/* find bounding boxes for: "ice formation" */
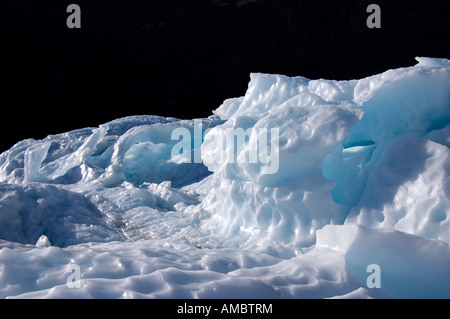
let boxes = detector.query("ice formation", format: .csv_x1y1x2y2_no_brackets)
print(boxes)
0,57,449,298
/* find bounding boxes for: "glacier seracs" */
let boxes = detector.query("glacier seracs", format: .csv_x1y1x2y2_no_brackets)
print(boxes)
0,57,449,298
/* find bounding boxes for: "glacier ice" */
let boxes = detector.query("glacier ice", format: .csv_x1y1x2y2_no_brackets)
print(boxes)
0,57,449,298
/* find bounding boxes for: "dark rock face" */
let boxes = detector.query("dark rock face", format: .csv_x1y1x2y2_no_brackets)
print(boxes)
3,0,450,152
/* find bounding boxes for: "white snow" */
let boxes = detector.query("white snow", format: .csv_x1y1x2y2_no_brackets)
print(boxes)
0,57,449,298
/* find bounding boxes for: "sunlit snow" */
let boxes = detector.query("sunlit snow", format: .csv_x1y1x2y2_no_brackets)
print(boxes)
0,57,449,298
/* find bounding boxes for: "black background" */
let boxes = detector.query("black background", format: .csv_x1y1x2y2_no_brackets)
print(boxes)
3,0,450,153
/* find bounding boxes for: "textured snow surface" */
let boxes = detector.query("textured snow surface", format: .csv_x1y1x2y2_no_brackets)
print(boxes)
0,57,449,298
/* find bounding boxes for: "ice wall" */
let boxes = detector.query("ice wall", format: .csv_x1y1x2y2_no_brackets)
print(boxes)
0,58,449,250
201,57,450,246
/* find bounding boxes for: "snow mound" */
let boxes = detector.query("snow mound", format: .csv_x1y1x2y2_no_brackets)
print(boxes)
0,57,449,298
317,224,450,298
